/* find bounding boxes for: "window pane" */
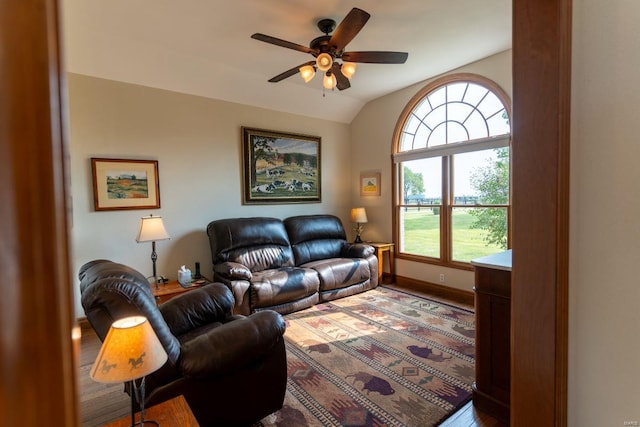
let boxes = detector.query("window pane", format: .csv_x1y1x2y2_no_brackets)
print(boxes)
447,82,468,102
400,158,441,258
464,110,489,140
451,207,508,262
453,148,510,204
424,105,446,137
477,92,504,120
400,132,414,151
400,207,440,258
403,114,421,135
447,122,469,144
402,158,441,203
428,86,446,109
486,109,511,136
462,83,488,107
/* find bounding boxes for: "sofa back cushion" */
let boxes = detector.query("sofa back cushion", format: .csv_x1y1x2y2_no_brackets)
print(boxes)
207,217,294,272
284,215,347,265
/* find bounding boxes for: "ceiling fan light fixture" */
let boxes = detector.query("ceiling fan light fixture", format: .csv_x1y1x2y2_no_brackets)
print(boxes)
299,65,315,83
323,72,337,90
316,53,333,72
341,62,357,79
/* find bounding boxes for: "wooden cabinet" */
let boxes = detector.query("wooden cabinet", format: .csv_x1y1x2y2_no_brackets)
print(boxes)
471,250,511,424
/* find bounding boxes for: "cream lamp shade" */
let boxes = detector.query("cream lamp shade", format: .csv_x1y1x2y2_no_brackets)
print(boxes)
299,65,316,83
341,62,357,79
323,73,337,90
135,215,170,243
90,316,167,384
316,53,333,72
351,207,368,224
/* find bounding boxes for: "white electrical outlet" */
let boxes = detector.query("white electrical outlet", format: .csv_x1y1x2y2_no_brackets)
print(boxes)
439,273,445,282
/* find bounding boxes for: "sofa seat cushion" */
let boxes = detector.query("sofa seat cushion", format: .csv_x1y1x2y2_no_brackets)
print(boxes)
303,258,371,292
250,267,319,309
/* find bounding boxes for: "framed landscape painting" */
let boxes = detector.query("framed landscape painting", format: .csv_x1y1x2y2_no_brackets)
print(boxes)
91,158,160,211
242,127,321,204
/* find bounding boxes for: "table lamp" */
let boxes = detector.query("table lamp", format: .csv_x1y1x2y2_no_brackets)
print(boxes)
136,214,170,289
351,207,368,243
91,316,168,427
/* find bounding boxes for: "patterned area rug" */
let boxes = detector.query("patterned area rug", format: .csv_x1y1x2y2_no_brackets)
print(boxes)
257,287,475,427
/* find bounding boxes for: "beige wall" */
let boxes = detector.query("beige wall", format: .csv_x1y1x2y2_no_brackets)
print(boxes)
68,74,351,317
350,50,512,291
569,0,640,425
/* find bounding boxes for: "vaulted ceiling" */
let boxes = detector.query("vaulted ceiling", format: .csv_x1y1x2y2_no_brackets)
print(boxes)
61,1,511,123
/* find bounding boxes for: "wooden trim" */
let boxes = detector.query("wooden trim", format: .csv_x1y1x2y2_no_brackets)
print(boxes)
393,275,475,307
511,0,571,425
0,0,79,425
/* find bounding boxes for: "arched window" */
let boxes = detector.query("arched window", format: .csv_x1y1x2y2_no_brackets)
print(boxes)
392,73,511,266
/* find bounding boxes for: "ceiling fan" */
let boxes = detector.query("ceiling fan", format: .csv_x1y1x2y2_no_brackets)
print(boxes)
251,7,408,91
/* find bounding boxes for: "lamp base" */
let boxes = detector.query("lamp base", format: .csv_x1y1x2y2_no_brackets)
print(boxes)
354,235,363,243
129,378,161,427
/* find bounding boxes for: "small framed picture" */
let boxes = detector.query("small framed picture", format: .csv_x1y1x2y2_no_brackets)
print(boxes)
360,172,381,196
91,158,161,211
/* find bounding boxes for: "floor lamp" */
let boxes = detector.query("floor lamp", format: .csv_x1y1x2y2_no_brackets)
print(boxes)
90,316,168,427
136,214,170,289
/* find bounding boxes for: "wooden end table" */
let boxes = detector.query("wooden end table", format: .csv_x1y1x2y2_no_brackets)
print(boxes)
102,395,198,427
152,278,210,305
367,242,395,284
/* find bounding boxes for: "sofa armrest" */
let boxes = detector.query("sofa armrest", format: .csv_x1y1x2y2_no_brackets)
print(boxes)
214,261,252,280
160,283,234,336
342,243,375,258
179,310,286,378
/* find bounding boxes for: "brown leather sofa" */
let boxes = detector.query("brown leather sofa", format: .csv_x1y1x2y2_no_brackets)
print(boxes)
79,259,286,427
206,214,378,315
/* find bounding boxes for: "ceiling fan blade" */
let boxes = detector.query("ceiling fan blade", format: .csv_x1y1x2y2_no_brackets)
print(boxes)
341,51,408,64
331,64,351,91
267,61,316,83
329,8,370,52
251,33,317,55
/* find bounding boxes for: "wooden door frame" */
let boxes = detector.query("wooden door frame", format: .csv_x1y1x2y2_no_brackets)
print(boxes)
2,0,570,425
511,0,571,425
1,0,79,425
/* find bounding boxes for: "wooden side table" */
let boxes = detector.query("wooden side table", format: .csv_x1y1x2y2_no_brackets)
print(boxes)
367,242,395,284
152,278,210,305
102,395,198,427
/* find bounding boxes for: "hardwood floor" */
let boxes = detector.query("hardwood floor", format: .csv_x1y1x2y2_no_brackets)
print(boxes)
79,284,505,426
79,322,129,426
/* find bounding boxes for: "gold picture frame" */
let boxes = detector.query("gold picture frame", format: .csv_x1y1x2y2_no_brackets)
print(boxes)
91,158,161,211
242,127,321,204
360,172,381,196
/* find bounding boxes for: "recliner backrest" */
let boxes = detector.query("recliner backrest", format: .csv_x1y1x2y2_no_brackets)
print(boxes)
79,260,182,364
207,217,295,272
284,214,347,265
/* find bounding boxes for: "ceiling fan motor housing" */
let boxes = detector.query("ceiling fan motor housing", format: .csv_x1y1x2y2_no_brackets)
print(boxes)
310,35,335,57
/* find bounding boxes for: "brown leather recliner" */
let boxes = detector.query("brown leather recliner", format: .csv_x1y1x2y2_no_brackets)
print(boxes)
79,259,286,427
